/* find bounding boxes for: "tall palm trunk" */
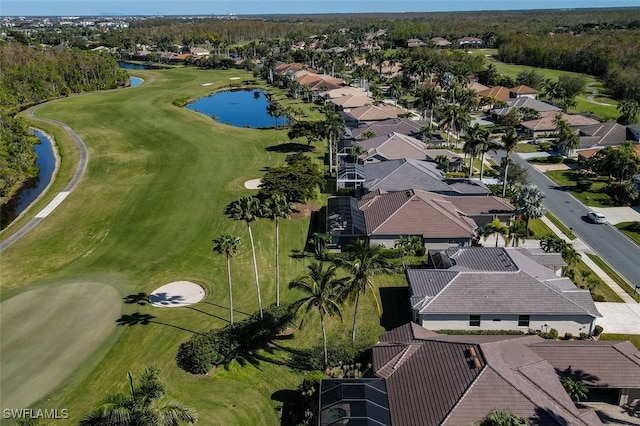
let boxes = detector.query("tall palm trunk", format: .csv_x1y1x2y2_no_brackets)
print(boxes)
328,136,333,175
227,254,234,325
502,162,510,198
321,314,328,369
247,223,263,319
351,291,361,345
480,152,486,181
275,218,280,306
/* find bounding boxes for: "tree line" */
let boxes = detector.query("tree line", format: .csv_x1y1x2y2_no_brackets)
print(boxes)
0,42,130,209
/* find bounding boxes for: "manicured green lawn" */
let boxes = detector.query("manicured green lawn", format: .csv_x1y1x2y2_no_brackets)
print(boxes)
616,221,640,245
545,212,575,240
514,142,540,153
0,68,404,424
600,334,640,350
586,254,640,303
545,170,612,207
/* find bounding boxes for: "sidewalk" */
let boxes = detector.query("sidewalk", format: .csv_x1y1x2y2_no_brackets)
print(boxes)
539,215,636,303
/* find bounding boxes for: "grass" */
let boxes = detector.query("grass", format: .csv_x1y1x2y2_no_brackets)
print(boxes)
514,143,540,153
545,169,612,207
528,218,621,302
599,334,640,350
586,253,640,303
467,49,619,122
615,221,640,245
545,212,575,240
0,67,403,425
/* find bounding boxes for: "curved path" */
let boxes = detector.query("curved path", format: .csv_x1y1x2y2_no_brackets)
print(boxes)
586,81,615,107
0,105,88,252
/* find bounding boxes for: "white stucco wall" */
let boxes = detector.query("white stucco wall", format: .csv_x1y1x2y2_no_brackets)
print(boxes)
418,314,596,336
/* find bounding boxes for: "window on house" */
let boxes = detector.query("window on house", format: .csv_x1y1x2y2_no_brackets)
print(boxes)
469,315,481,327
518,315,530,327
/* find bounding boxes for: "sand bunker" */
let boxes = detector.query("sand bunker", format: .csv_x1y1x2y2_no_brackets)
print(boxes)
201,83,213,86
229,77,241,80
244,178,262,189
149,281,205,307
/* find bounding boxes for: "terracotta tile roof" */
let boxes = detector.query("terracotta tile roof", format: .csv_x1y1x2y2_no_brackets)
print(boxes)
468,81,489,92
329,94,372,109
346,104,404,122
431,37,452,46
510,84,537,95
478,86,511,101
351,118,429,139
447,195,514,215
274,62,305,74
529,340,640,388
322,86,369,99
357,189,478,239
521,111,600,133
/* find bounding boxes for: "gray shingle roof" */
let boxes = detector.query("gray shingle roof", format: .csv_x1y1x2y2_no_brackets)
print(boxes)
351,118,428,140
408,247,600,317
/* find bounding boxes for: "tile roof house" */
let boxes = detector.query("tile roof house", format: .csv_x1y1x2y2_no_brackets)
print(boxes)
510,84,538,99
342,104,405,126
321,86,369,99
477,85,511,102
457,36,484,46
358,158,491,196
327,190,513,249
520,111,601,138
353,132,428,163
425,148,464,171
407,247,600,336
367,323,606,425
490,97,561,121
575,122,635,150
528,340,640,407
431,36,452,47
350,117,430,140
407,38,429,48
328,94,373,111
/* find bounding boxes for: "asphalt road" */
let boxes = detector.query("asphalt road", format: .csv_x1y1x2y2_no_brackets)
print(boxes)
510,153,640,288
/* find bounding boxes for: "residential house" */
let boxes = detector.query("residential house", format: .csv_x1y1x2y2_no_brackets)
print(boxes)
350,117,429,140
362,322,608,425
190,47,210,57
424,149,464,172
349,132,428,163
341,104,405,127
490,97,561,121
431,36,452,47
318,379,391,426
341,158,491,196
407,38,428,48
327,189,513,249
457,36,484,47
529,340,640,407
510,84,538,99
575,122,635,151
320,86,369,99
520,111,600,138
468,81,489,93
477,85,511,103
407,246,600,335
328,94,372,111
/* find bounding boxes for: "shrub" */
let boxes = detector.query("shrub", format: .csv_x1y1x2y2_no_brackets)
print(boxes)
548,155,564,164
563,332,573,340
592,294,605,302
539,142,552,151
625,221,640,233
177,304,296,374
579,332,590,340
576,180,592,191
594,324,604,336
537,328,559,340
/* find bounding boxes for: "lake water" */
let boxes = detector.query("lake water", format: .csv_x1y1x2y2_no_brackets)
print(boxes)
185,89,289,129
119,62,150,70
130,77,143,87
1,130,56,229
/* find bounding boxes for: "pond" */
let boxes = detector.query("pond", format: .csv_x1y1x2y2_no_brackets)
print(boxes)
130,77,143,87
1,130,56,229
185,89,288,129
118,62,150,70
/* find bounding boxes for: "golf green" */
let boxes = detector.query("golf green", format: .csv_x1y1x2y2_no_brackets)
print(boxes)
0,282,122,409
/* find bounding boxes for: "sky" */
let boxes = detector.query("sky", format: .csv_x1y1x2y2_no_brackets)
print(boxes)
2,0,640,17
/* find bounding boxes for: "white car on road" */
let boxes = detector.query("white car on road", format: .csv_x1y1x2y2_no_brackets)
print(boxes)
587,211,607,224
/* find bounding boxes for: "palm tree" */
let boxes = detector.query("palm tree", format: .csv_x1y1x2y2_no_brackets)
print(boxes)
336,240,393,345
501,127,520,198
323,112,344,175
288,262,348,368
415,85,440,126
389,80,404,107
262,193,293,306
79,367,197,426
561,377,589,402
506,220,528,247
477,410,529,426
554,114,579,156
476,128,500,181
487,218,509,247
212,233,241,325
512,184,546,235
229,196,264,319
463,124,483,177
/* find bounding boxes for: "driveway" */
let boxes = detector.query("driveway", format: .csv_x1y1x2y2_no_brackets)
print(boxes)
590,207,640,225
595,303,640,334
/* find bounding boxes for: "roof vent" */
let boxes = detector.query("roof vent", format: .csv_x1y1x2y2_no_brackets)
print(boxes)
468,346,482,369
